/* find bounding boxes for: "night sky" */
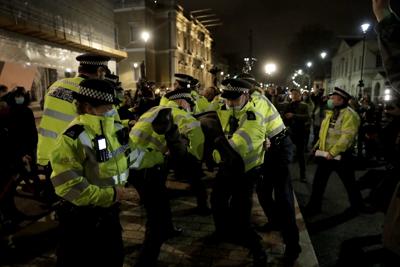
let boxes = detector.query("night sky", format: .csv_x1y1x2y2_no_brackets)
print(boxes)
179,0,375,81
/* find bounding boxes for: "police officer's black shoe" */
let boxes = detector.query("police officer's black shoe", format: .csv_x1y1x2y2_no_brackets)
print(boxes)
192,206,212,216
252,248,268,267
166,226,183,239
283,244,301,267
303,204,321,217
256,222,280,233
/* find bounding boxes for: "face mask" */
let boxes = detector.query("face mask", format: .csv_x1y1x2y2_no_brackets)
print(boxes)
327,99,335,109
15,97,24,105
226,95,245,111
226,104,242,112
102,108,116,117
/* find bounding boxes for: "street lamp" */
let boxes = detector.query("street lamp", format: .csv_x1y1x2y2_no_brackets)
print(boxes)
264,63,277,85
140,31,150,43
305,62,313,89
320,51,327,59
358,23,371,98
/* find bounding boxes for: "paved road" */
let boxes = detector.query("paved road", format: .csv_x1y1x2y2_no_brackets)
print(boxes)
1,169,318,267
291,159,386,267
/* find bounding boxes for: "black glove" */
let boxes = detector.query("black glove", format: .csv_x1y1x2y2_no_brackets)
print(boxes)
214,136,245,175
151,108,173,135
165,124,188,159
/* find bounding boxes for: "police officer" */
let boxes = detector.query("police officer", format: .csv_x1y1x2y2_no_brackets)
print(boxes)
169,73,210,114
129,86,207,266
236,73,301,266
211,78,267,267
306,87,364,215
155,76,210,211
50,79,137,267
37,53,110,169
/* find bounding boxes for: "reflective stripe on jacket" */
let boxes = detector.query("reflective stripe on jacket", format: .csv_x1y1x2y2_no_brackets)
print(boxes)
130,101,204,165
318,107,360,157
217,101,267,172
50,114,131,207
250,91,286,138
37,76,84,165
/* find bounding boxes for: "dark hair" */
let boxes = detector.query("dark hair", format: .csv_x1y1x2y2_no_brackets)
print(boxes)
74,100,87,115
0,84,7,93
78,65,101,75
13,86,26,96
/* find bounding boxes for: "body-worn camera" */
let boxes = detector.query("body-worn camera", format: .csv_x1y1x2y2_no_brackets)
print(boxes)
94,135,109,162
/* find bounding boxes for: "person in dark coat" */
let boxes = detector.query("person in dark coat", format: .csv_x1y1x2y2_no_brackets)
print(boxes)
7,86,38,170
282,88,311,181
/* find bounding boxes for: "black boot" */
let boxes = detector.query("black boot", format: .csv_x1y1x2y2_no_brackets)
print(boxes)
252,248,268,267
283,244,301,267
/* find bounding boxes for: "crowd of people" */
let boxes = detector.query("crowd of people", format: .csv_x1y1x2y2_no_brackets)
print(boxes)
0,0,399,267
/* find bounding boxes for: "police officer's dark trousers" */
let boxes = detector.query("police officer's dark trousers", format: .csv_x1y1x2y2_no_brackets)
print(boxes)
130,166,174,267
211,167,265,257
256,136,300,250
56,202,123,267
172,155,208,210
308,153,364,211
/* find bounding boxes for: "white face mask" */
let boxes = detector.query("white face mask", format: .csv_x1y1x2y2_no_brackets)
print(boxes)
226,104,242,111
102,108,117,117
15,96,25,105
226,94,246,111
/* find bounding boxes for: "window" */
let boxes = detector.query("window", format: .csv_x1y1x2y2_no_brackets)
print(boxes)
374,83,381,97
376,55,383,67
129,23,139,42
353,58,357,72
198,31,205,42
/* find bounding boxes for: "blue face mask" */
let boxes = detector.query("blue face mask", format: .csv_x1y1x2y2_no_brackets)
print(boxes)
327,99,335,109
102,108,116,117
15,97,24,105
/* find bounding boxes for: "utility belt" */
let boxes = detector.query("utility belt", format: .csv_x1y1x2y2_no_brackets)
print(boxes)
56,200,120,223
270,128,289,146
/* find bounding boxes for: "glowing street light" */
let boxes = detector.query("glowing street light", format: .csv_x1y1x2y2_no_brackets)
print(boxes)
264,63,277,75
141,31,150,43
306,61,313,68
361,23,371,34
358,23,371,98
320,51,327,59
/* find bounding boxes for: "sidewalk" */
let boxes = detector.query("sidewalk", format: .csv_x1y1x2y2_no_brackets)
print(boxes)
2,171,319,267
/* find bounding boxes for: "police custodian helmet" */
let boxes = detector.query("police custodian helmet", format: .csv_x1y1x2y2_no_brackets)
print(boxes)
74,79,117,106
220,78,252,99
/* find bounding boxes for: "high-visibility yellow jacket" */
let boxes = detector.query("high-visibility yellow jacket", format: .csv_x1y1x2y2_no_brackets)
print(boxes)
250,91,286,139
37,76,85,165
50,114,161,207
317,107,360,157
191,91,211,115
215,101,267,172
130,100,205,167
159,91,211,115
208,95,225,112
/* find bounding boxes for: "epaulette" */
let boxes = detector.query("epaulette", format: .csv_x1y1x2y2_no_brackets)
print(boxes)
246,111,256,120
63,124,85,139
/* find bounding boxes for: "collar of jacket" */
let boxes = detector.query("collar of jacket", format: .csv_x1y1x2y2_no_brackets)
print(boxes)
161,98,193,113
78,113,115,135
334,103,348,111
225,100,252,118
